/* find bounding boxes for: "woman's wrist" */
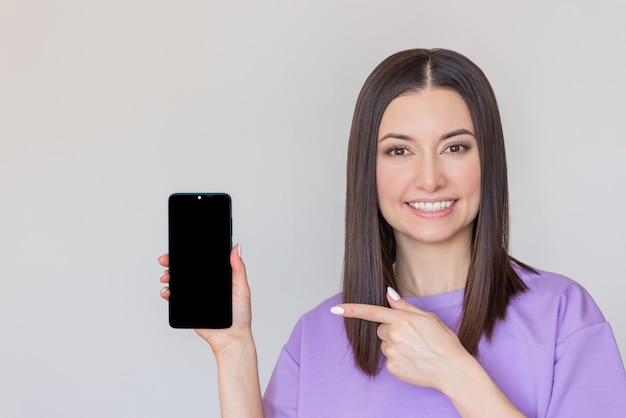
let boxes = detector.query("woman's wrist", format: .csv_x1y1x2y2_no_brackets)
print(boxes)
211,328,256,362
214,330,264,418
441,354,525,418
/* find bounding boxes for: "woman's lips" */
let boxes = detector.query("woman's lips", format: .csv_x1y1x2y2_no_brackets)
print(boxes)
407,200,455,213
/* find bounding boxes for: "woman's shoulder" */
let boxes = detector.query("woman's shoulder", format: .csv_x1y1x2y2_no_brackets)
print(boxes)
511,262,607,330
298,293,343,325
514,262,587,293
284,293,344,336
282,293,347,356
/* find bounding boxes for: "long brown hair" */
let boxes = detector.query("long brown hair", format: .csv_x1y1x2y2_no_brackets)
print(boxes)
342,48,531,376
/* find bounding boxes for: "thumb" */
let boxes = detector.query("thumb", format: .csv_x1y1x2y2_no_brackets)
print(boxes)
386,287,422,313
231,243,248,286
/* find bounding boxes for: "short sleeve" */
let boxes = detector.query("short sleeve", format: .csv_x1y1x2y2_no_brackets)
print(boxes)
263,320,303,418
546,320,626,416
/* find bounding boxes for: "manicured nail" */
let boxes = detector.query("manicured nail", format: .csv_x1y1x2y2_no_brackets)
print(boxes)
160,287,169,296
387,287,401,301
330,306,344,315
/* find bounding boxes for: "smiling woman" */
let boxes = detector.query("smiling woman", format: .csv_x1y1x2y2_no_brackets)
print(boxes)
376,89,481,262
159,48,626,418
340,49,529,380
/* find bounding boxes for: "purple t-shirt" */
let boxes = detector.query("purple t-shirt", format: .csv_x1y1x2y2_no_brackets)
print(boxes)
263,268,626,417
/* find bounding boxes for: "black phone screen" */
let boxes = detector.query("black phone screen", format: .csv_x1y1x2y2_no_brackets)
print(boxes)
168,193,232,329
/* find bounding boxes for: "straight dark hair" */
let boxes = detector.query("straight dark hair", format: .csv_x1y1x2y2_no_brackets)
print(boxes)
342,48,532,377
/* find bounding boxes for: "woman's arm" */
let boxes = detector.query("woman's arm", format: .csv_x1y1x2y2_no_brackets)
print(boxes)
159,245,265,418
441,353,525,418
214,333,264,418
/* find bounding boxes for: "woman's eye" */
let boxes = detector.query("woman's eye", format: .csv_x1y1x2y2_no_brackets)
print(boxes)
445,144,466,153
387,146,409,156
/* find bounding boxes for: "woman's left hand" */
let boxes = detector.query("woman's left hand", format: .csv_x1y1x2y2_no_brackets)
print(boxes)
333,288,526,417
333,287,471,392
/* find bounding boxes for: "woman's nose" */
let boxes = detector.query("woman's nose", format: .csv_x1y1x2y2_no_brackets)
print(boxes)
415,156,444,193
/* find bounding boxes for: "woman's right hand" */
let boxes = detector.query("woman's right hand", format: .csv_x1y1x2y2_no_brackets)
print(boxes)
158,244,253,355
161,245,265,417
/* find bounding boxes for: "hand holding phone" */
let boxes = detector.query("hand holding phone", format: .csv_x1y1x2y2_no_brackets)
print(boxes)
159,241,263,416
168,193,232,329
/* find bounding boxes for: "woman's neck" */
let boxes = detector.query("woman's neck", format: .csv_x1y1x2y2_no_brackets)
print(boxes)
394,233,471,297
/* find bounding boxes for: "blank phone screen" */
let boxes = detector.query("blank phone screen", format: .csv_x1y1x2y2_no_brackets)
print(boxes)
168,193,232,329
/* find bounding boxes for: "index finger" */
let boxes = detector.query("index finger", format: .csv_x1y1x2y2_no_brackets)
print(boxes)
331,303,399,324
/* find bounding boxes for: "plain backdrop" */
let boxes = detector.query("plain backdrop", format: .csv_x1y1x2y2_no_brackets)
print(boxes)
1,0,624,417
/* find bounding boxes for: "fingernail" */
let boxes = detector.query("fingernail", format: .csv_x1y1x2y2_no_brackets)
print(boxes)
160,287,169,295
330,306,344,315
237,243,242,258
387,287,401,301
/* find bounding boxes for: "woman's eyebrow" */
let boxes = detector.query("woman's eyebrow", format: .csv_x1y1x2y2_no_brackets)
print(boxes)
441,128,475,140
378,133,412,142
378,129,474,142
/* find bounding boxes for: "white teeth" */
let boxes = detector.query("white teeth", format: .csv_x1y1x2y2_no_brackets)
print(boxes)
408,200,454,212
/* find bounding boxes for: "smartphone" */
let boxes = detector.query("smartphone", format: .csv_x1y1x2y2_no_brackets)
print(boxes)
168,193,232,329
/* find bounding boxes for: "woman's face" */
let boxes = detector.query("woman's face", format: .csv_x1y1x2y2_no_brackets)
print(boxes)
376,87,481,248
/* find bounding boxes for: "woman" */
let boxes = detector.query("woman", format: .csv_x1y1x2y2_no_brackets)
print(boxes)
159,48,626,417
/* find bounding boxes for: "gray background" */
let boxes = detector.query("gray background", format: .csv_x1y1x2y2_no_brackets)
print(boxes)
1,0,624,417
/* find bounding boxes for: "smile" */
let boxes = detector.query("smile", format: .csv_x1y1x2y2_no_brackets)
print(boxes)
407,200,455,212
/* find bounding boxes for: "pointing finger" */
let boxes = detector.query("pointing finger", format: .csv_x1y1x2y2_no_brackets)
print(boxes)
330,287,429,324
330,303,399,324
